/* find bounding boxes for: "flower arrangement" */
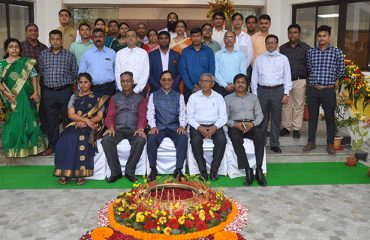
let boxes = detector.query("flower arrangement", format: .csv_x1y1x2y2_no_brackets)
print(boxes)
207,0,236,22
347,114,370,151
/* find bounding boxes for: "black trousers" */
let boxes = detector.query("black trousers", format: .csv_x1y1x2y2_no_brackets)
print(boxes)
42,87,72,148
228,126,265,169
101,129,146,176
189,126,226,173
92,81,116,97
307,86,336,145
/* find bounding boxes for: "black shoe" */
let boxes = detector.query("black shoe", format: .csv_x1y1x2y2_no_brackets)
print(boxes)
243,168,254,186
255,168,267,186
105,173,123,183
173,168,185,180
124,173,138,182
280,128,290,136
148,168,158,182
292,130,301,139
271,146,282,153
210,172,219,181
200,171,208,181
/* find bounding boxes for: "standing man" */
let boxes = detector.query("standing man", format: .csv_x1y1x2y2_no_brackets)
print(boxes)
160,12,179,38
38,30,78,156
79,28,117,97
214,31,246,96
102,71,147,183
303,25,344,154
187,73,227,181
57,9,77,50
279,24,311,139
251,34,292,153
225,73,266,186
147,71,188,182
107,20,120,43
180,27,215,102
149,31,181,92
136,22,148,44
212,11,228,46
21,23,48,68
115,30,149,94
251,14,271,64
201,23,221,53
70,23,94,66
245,15,258,36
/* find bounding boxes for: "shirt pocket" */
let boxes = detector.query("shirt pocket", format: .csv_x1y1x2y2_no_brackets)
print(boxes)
103,59,113,70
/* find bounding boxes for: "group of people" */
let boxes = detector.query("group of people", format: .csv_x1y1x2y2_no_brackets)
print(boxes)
0,8,344,187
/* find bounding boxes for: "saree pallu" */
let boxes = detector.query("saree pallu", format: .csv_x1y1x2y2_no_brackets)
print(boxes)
54,93,106,178
0,57,45,157
170,38,192,54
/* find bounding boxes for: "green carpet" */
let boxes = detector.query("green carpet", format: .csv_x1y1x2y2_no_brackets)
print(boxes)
0,162,369,189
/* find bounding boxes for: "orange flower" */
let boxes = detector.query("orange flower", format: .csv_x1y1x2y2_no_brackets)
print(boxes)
214,231,238,240
90,227,114,240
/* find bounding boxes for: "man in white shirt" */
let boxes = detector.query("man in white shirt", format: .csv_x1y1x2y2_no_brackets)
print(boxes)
187,73,227,181
115,30,149,94
251,34,292,153
212,11,228,46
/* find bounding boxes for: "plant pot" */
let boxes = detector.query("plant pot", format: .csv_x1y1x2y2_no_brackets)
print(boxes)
341,136,351,146
303,104,309,121
354,151,368,162
346,156,357,167
333,136,343,150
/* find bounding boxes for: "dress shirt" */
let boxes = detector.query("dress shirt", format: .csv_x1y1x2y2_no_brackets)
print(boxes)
180,44,215,90
307,45,345,85
70,39,94,65
251,31,268,64
235,31,253,68
160,49,169,71
251,51,292,95
147,89,186,128
115,46,149,93
224,92,264,127
79,46,116,85
212,28,227,46
38,48,78,88
215,48,247,87
202,40,221,53
159,28,178,39
280,41,311,80
187,90,227,129
20,40,48,72
57,25,77,50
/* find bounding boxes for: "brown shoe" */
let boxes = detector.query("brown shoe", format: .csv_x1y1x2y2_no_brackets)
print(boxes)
41,148,54,156
76,178,86,185
58,177,68,185
303,142,316,152
327,144,336,155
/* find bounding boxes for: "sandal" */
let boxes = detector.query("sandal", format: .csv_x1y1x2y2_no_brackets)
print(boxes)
76,178,86,185
58,177,68,185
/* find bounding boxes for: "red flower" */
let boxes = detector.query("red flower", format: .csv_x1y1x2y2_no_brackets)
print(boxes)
174,210,184,218
166,218,180,229
195,220,207,231
121,211,131,219
143,219,157,230
205,213,213,222
184,220,194,228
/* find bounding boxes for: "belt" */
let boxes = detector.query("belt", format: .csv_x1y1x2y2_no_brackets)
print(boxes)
200,124,214,127
44,84,71,91
235,119,253,123
93,81,115,87
308,84,335,90
258,84,283,89
292,76,306,81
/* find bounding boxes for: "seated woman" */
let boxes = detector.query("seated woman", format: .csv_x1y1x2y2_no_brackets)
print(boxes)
0,38,45,158
169,20,192,54
54,73,108,185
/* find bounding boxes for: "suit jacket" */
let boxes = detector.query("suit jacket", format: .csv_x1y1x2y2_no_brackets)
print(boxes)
149,49,181,92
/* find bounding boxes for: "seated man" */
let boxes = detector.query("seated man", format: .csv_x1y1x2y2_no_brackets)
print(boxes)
147,70,188,182
101,71,147,183
225,74,267,186
187,73,227,181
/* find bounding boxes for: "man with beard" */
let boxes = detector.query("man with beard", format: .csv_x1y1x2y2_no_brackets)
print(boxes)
160,12,179,39
148,31,181,92
136,22,148,44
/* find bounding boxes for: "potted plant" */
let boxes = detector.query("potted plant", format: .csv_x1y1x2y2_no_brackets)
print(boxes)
334,96,352,150
347,114,370,161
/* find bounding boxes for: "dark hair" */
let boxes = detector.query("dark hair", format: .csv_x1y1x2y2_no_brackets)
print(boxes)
288,24,301,33
231,12,243,21
136,22,146,28
59,9,72,18
233,73,248,84
78,22,91,31
160,70,173,79
120,71,133,79
259,14,271,21
92,28,105,35
245,15,258,23
94,18,105,26
224,30,236,38
108,20,119,27
317,25,331,35
119,22,130,30
25,23,38,32
201,23,213,31
147,29,158,38
78,72,93,83
127,29,138,35
190,27,202,35
213,11,225,20
49,29,63,38
167,12,179,21
176,20,187,30
265,34,279,43
158,30,171,39
3,38,21,58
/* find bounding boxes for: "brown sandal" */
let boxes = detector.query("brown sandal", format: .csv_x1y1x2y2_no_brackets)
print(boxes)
76,178,86,185
58,177,68,185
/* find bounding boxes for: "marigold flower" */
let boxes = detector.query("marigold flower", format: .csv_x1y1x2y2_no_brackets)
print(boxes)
159,216,167,225
214,231,238,240
163,227,172,235
90,227,113,240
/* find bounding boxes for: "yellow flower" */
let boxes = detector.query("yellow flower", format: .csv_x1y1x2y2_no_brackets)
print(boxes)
157,226,161,231
129,213,135,219
199,213,205,221
144,211,151,216
163,227,172,235
136,212,145,222
161,210,167,216
133,183,141,188
187,213,194,220
129,204,137,210
178,216,185,225
209,210,215,218
159,216,167,225
118,207,124,212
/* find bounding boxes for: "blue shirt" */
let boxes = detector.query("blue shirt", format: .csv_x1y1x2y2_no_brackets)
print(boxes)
180,44,215,90
79,46,116,85
307,45,344,85
215,48,247,87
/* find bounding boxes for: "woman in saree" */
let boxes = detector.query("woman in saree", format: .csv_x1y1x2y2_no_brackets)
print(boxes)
110,22,129,52
169,20,192,54
0,38,45,157
143,29,159,53
54,73,108,185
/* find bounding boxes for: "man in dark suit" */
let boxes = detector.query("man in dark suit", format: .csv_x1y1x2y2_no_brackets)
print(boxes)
149,31,181,92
